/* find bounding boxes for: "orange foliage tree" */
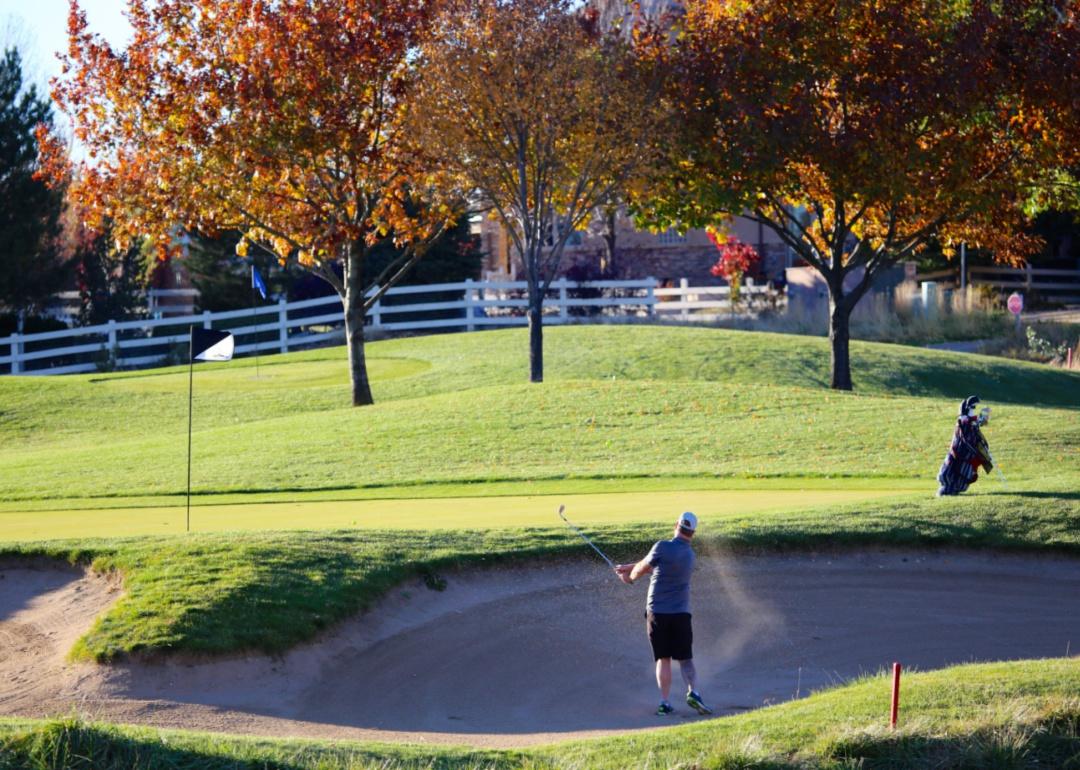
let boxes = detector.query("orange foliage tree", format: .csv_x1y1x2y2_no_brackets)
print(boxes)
636,0,1072,390
41,0,460,406
409,0,663,383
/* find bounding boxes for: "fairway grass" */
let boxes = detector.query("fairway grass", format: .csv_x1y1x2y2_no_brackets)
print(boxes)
0,486,921,541
1,326,1076,506
1,377,1075,502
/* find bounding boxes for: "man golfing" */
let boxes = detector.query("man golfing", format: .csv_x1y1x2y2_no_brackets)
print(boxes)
615,512,713,717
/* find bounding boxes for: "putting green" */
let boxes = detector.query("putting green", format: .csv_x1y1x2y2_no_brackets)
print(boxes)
0,487,919,541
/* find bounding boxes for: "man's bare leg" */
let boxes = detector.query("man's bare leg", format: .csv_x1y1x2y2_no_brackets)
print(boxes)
655,658,672,701
680,659,713,714
678,658,697,693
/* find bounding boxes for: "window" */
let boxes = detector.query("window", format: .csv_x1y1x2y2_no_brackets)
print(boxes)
657,228,687,245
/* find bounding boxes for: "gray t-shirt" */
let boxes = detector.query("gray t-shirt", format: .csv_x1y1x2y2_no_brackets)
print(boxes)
645,537,695,614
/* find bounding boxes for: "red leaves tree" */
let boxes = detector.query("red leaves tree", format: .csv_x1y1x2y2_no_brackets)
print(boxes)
707,232,759,305
637,0,1072,390
42,0,459,405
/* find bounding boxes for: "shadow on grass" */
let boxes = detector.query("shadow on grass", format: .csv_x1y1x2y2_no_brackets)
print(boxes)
986,490,1080,501
855,352,1080,410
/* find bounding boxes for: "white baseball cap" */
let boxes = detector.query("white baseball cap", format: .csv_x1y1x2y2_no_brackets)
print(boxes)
677,512,697,532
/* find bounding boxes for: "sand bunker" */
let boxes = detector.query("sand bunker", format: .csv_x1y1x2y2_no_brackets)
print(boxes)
2,550,1079,747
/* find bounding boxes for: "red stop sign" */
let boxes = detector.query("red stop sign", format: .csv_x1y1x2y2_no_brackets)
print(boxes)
1007,292,1024,315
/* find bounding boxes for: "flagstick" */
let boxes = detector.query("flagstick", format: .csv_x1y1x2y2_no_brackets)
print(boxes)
251,286,260,379
186,325,194,534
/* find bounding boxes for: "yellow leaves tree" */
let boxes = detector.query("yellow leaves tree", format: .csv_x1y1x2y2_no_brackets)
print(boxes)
409,0,663,382
42,0,461,406
637,0,1072,390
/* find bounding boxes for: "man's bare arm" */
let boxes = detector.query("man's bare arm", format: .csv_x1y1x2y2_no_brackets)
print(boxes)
615,557,653,584
630,558,653,582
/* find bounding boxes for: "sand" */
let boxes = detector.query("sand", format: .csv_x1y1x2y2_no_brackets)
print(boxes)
1,549,1078,748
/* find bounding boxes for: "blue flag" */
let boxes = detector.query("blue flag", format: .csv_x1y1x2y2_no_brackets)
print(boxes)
252,265,268,300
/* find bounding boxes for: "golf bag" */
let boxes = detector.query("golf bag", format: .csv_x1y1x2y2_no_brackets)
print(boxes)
937,398,993,496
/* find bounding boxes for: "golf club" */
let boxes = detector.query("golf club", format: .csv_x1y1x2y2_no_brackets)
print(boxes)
988,448,1009,488
557,504,617,569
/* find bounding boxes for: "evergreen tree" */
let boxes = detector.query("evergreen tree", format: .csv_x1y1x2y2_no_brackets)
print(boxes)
73,224,145,326
0,47,66,314
367,214,483,289
185,230,293,312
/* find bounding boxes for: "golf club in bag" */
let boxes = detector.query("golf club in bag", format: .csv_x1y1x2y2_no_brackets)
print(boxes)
557,505,616,569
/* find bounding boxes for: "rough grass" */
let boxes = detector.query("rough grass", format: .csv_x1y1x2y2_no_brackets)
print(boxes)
2,659,1077,768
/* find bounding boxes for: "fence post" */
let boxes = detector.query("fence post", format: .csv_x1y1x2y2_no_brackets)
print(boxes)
371,295,382,330
10,333,22,374
558,277,569,324
202,311,212,330
11,313,24,374
278,298,289,354
646,277,657,319
680,278,689,322
464,278,476,332
1025,263,1033,293
106,320,118,367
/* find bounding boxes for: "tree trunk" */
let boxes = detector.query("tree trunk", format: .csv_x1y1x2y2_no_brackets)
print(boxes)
528,297,543,383
344,248,374,407
828,296,853,391
601,209,617,276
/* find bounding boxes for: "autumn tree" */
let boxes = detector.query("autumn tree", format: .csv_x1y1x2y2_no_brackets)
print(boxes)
410,0,662,383
637,0,1070,390
1012,2,1080,219
42,0,460,405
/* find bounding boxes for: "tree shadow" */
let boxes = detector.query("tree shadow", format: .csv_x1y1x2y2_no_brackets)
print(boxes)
984,490,1080,500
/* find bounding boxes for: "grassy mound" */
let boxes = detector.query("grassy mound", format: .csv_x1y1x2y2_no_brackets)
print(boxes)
2,658,1077,768
0,326,1076,505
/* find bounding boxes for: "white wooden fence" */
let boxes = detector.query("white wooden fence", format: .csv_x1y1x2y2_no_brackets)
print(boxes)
1,277,779,376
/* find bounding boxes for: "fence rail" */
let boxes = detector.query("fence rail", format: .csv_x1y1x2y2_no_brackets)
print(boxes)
916,265,1080,303
2,278,780,376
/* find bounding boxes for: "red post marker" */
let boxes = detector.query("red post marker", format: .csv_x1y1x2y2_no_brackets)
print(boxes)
890,662,902,729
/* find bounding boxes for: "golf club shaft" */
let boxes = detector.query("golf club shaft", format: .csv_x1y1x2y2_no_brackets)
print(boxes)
558,507,616,569
988,448,1008,487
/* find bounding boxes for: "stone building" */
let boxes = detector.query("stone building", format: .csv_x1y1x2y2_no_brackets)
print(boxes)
475,210,790,285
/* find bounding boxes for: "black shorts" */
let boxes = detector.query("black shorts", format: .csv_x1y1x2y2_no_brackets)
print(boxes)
646,611,693,661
